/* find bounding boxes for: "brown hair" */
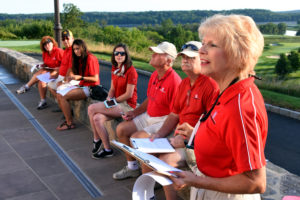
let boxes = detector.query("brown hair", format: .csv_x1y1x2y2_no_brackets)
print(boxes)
111,43,132,69
72,39,89,75
40,36,58,52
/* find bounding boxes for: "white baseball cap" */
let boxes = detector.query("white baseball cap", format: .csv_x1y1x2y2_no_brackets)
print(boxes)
149,41,177,59
178,41,202,58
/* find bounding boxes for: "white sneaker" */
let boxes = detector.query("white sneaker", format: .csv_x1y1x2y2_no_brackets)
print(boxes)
16,85,29,94
112,166,141,180
37,101,48,110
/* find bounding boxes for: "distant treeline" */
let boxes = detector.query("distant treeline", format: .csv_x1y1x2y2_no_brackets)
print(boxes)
1,9,300,26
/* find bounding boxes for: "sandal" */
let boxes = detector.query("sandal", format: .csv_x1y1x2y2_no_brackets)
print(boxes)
56,121,76,131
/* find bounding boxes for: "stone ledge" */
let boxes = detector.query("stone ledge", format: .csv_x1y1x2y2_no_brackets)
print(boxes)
265,103,300,121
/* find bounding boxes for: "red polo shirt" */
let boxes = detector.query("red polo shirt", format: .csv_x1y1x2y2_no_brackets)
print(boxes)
111,65,138,108
42,46,63,69
59,47,72,76
172,75,219,127
147,68,182,117
194,77,268,178
77,54,100,87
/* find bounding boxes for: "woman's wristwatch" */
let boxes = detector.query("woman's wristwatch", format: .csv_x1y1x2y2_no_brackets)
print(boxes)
80,76,84,80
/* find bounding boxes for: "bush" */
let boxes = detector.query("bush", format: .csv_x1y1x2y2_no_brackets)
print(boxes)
275,53,291,78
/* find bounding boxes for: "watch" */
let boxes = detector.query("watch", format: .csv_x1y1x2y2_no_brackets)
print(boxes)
80,76,84,80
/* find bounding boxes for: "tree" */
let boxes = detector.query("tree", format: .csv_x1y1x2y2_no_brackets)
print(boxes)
275,53,291,78
288,51,300,72
277,23,287,35
62,3,84,29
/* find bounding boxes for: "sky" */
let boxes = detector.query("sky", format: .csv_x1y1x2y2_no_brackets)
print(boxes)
0,0,299,14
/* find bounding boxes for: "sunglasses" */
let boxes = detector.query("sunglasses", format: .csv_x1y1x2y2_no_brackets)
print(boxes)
62,37,70,41
43,39,52,46
181,44,199,51
114,51,126,56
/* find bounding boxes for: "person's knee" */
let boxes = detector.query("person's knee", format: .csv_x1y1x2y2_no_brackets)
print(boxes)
88,104,95,116
93,113,106,125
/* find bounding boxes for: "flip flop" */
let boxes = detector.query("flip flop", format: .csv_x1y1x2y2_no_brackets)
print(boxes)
56,121,76,131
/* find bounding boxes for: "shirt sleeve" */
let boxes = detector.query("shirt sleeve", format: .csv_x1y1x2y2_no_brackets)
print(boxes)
126,66,138,85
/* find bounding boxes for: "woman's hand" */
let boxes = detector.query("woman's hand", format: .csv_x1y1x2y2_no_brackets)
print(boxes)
175,122,194,139
169,135,185,148
169,171,198,190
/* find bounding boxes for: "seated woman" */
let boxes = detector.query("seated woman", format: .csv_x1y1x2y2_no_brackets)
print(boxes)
88,43,138,158
16,36,63,109
56,39,100,131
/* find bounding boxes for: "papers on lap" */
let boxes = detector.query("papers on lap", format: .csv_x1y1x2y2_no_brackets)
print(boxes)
111,140,181,177
130,138,175,153
37,72,56,83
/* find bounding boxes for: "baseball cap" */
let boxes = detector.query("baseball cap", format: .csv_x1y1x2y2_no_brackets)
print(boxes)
149,41,177,59
61,30,73,38
178,41,202,58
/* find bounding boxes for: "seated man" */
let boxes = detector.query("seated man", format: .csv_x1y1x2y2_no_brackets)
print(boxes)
133,41,219,200
113,41,182,180
48,29,74,112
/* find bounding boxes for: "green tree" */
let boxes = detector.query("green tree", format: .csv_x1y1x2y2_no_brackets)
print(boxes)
62,3,84,29
288,51,300,72
277,23,287,35
275,53,291,78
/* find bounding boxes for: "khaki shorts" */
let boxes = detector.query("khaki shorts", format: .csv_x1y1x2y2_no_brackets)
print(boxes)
133,112,168,135
118,101,134,113
190,166,261,200
48,75,65,90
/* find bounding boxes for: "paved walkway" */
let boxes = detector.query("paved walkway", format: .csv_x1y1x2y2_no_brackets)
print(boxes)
0,65,167,200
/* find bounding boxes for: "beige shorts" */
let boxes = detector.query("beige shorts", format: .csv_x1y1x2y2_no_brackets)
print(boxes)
118,101,134,113
190,166,261,200
48,75,65,90
133,112,168,135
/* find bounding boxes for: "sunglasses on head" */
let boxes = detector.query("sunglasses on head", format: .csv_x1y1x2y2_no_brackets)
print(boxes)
181,44,199,51
43,39,52,46
114,51,126,56
62,37,70,41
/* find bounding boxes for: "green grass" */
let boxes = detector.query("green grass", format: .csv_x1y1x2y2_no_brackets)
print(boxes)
260,89,300,111
1,39,300,111
0,40,39,47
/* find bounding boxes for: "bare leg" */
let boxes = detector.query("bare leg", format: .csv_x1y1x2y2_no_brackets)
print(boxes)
57,88,86,125
27,69,48,87
38,81,47,100
116,120,138,161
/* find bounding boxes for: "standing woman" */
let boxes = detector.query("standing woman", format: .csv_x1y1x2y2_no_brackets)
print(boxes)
88,43,138,158
171,14,268,200
56,39,100,131
16,36,63,109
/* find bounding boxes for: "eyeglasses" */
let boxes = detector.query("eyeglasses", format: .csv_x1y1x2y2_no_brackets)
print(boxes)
114,51,126,56
181,44,199,51
62,37,70,41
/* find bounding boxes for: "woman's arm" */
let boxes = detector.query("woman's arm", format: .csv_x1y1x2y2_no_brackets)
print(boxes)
115,83,135,103
171,167,266,194
107,80,115,99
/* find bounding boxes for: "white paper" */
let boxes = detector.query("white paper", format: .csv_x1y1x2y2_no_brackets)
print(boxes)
111,140,181,177
36,72,56,83
130,138,175,153
69,80,80,86
57,84,78,96
132,171,172,200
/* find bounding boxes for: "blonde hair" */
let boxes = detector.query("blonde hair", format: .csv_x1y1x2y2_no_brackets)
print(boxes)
198,14,264,76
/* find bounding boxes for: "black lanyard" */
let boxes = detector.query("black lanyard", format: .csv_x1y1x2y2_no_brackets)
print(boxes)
185,77,239,149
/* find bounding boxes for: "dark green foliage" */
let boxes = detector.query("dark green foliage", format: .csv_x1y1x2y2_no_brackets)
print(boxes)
275,53,291,78
259,22,287,35
296,29,300,36
288,51,300,72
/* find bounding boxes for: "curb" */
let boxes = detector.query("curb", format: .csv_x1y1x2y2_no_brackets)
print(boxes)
265,103,300,121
